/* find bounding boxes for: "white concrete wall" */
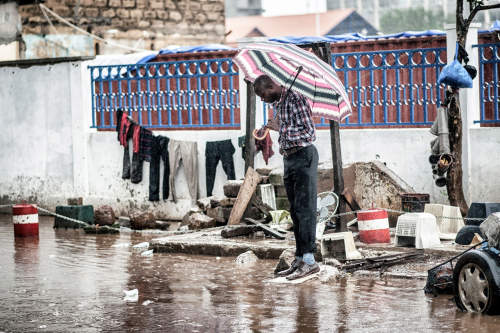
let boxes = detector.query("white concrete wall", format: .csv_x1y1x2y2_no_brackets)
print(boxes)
1,57,500,220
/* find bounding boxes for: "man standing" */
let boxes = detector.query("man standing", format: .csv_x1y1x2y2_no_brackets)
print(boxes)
253,74,319,280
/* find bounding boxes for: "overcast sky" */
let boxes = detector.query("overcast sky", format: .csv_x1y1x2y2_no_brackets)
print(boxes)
261,0,327,17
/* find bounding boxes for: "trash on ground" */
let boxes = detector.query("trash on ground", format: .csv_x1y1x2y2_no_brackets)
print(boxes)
123,289,138,302
142,300,153,306
141,249,154,257
132,242,149,251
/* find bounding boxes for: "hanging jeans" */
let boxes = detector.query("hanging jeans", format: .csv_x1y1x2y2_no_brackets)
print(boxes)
168,139,198,202
205,139,236,197
283,145,318,257
149,136,170,201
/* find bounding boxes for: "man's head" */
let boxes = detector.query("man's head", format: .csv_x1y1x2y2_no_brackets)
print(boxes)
253,75,281,103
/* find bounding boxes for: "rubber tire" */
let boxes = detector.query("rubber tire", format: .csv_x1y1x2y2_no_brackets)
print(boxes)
453,251,500,315
455,225,484,245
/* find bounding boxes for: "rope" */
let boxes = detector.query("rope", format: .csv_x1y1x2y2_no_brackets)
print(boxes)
39,4,150,53
36,206,90,227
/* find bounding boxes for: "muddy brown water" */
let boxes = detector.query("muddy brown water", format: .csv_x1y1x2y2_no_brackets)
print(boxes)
1,215,500,332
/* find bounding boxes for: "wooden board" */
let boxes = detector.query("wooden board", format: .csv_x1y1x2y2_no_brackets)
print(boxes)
244,218,286,240
268,266,323,284
228,167,261,225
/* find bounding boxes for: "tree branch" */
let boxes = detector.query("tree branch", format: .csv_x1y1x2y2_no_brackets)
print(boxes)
465,4,500,27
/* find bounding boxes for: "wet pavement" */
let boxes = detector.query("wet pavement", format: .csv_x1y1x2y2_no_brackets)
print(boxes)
1,214,500,333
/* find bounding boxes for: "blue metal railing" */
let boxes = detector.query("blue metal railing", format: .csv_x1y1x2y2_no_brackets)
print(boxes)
89,58,240,129
263,47,447,127
473,43,500,124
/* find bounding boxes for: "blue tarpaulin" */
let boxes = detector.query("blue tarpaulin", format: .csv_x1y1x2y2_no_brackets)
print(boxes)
136,44,236,64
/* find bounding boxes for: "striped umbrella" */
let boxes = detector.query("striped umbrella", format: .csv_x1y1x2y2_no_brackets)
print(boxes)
233,42,352,122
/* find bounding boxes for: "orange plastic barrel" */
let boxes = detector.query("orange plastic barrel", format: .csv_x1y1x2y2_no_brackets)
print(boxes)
357,209,390,244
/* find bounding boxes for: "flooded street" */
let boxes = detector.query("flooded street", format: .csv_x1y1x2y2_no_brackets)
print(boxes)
1,214,500,332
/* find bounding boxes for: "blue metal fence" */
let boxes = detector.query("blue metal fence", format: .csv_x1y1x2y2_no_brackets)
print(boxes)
473,42,500,124
263,47,447,127
89,58,240,129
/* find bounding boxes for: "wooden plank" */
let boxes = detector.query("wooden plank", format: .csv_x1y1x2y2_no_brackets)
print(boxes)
341,188,361,212
228,167,261,225
244,218,286,240
221,225,259,238
244,80,256,172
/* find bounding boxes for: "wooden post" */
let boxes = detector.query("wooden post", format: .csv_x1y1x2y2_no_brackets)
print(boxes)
305,42,347,232
244,81,256,172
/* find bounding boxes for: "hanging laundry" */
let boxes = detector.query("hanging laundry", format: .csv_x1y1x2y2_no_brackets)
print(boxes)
238,135,246,160
253,127,274,164
139,127,154,162
149,136,170,201
168,139,198,202
205,139,236,197
121,123,144,183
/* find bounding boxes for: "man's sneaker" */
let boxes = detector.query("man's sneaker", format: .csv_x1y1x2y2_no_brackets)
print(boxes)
286,262,320,280
275,259,303,277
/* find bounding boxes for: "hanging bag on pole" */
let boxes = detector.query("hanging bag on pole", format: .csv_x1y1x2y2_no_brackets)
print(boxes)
437,42,473,88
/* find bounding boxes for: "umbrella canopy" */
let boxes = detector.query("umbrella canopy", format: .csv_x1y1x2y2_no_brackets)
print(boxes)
233,42,352,122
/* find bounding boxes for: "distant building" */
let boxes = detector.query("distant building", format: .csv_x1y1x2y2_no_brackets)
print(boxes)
225,9,377,45
0,0,226,60
326,0,500,30
225,0,263,18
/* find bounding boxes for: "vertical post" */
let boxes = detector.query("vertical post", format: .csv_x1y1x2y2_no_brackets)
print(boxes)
307,42,346,232
244,80,256,172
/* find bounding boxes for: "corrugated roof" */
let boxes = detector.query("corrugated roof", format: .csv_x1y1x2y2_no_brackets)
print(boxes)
225,9,355,44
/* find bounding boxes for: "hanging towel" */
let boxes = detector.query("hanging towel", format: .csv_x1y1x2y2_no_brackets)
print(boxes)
253,128,274,165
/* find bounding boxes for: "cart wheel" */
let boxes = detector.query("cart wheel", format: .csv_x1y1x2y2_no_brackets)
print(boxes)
453,251,500,314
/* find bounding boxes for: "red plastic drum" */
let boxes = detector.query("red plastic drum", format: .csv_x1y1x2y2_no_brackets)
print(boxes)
357,209,390,244
12,204,39,237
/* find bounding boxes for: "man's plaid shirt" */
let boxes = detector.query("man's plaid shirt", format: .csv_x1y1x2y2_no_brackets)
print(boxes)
274,88,316,155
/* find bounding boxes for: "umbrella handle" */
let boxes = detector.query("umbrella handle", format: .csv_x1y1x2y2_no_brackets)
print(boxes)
283,66,303,101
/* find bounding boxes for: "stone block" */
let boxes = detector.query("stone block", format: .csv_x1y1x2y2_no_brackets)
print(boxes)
94,205,116,226
80,0,94,6
67,197,83,205
85,7,100,18
202,4,214,11
275,197,290,211
138,20,151,28
189,2,201,11
116,8,130,18
223,180,243,198
235,251,258,265
95,0,107,7
206,12,219,21
194,12,206,24
109,0,122,7
480,213,500,248
84,225,119,234
130,9,142,19
220,197,237,207
165,0,177,9
102,9,116,18
150,0,164,9
54,205,94,229
187,213,216,230
130,211,156,229
144,10,156,19
197,197,212,211
169,11,182,22
157,10,169,19
123,0,136,8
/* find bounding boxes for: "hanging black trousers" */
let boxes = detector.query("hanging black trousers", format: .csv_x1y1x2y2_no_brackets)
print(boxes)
149,136,170,201
205,139,236,197
283,145,318,256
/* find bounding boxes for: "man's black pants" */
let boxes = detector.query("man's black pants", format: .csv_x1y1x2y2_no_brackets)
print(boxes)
283,145,318,257
205,139,236,196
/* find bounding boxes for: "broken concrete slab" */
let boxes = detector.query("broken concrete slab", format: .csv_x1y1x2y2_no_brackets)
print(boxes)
197,197,212,211
150,228,288,259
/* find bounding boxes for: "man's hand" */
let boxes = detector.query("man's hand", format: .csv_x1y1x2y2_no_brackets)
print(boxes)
265,116,280,131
